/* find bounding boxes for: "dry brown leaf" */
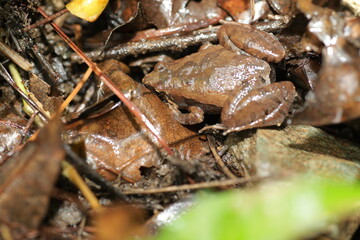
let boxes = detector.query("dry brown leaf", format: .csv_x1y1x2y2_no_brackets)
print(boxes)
0,117,64,238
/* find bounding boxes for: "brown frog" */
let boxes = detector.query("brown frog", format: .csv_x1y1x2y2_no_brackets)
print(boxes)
143,22,296,134
72,60,207,182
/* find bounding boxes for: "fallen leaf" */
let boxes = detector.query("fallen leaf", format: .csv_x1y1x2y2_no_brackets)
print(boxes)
218,0,250,21
29,73,63,115
141,0,224,29
0,117,64,238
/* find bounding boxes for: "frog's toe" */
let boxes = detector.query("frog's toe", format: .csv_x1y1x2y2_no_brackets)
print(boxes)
199,124,226,133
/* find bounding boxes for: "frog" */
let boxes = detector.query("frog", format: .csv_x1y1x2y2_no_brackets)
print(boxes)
143,21,297,134
73,60,208,182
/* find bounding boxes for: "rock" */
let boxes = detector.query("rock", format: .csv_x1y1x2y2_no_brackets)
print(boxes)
227,125,360,181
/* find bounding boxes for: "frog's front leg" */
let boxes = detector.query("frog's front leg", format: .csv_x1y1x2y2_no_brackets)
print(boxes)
221,81,296,134
167,100,204,125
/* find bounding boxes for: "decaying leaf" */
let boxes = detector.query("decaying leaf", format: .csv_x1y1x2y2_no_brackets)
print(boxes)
141,0,224,29
28,73,63,115
0,117,64,238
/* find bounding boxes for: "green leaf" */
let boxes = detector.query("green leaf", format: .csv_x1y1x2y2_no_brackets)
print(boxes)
154,176,360,240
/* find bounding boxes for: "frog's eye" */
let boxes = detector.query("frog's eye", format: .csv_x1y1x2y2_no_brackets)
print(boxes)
155,63,167,72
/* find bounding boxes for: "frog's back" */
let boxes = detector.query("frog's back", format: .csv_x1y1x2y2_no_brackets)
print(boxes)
143,45,271,109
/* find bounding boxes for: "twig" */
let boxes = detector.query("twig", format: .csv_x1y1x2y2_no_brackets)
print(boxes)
23,111,38,136
207,135,237,179
23,8,69,32
0,63,48,122
0,41,33,71
9,26,61,90
122,176,264,195
37,7,174,155
61,161,102,211
71,19,287,63
64,145,127,201
31,44,61,89
71,28,219,62
129,17,223,42
8,64,51,127
57,67,92,114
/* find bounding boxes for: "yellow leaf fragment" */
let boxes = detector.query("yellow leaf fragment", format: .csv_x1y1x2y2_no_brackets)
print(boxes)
66,0,109,22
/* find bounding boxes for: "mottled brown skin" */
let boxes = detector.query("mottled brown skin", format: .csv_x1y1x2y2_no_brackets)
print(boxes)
144,44,271,113
222,81,296,133
144,22,295,132
218,22,286,63
74,60,207,182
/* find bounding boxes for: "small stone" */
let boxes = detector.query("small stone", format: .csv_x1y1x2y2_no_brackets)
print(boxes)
228,125,360,181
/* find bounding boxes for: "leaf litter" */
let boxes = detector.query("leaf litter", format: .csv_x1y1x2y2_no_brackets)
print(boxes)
0,0,359,239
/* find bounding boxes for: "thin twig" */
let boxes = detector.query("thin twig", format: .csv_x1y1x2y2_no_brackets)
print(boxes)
71,28,219,62
0,63,48,122
37,7,174,155
31,44,61,89
57,67,92,114
122,176,264,195
64,145,127,200
0,41,33,71
129,17,223,42
207,135,237,179
23,111,38,136
8,64,51,124
61,161,102,211
23,8,69,32
71,18,288,63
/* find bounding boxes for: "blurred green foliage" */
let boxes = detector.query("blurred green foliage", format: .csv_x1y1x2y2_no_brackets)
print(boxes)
154,176,360,240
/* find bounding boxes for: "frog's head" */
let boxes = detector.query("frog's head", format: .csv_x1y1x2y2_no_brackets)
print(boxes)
143,62,170,91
